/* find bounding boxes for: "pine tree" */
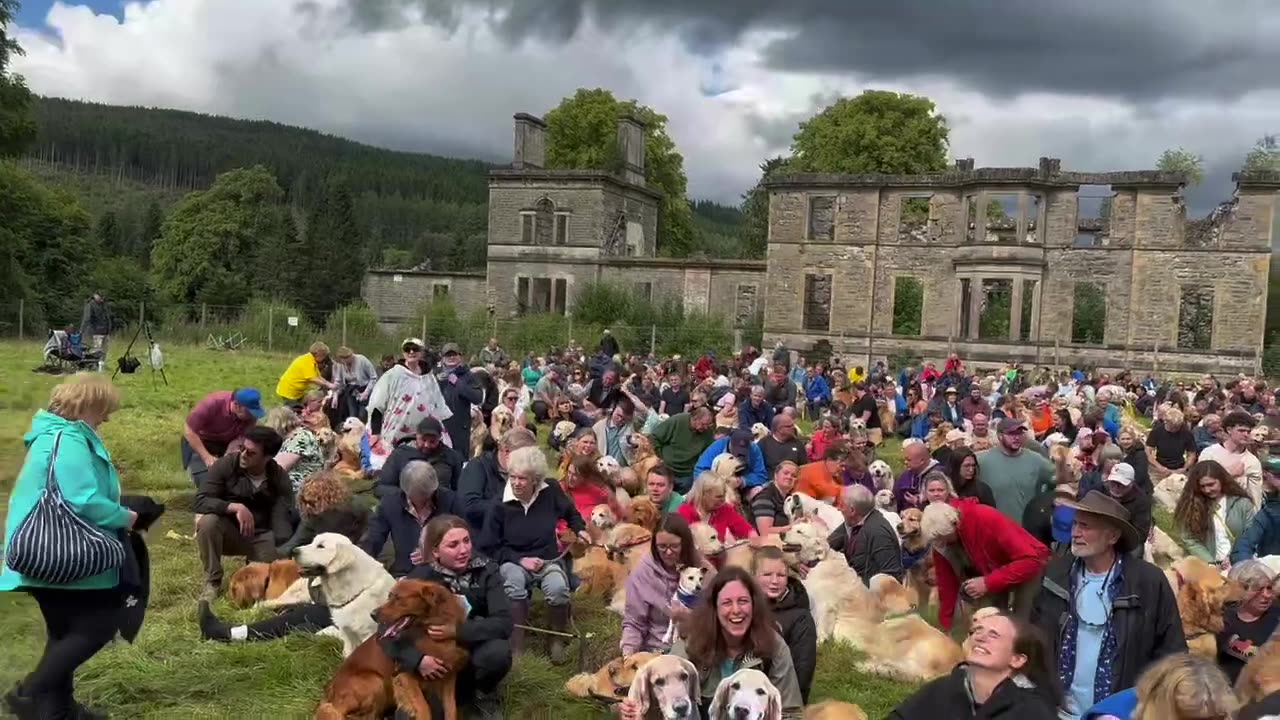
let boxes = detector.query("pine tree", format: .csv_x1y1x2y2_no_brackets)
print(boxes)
138,201,164,265
95,210,123,254
295,175,364,320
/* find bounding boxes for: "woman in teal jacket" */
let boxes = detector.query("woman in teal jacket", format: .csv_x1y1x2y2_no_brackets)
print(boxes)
2,374,138,720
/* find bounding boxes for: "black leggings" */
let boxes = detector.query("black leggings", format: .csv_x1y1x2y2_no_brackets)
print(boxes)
25,588,121,702
244,603,333,639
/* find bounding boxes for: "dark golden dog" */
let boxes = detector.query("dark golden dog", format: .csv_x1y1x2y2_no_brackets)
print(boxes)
314,579,469,720
228,559,303,608
564,652,660,699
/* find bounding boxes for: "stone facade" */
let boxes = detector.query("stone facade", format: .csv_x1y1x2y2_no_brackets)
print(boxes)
361,112,1278,375
764,160,1280,374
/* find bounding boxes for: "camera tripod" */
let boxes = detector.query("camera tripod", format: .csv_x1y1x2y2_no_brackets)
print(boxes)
112,320,169,386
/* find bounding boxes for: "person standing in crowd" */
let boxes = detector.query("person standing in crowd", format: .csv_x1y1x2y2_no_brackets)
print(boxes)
645,464,684,514
849,382,884,445
977,418,1055,523
620,514,707,656
331,346,378,422
2,374,159,720
1173,460,1254,568
757,414,807,477
1202,410,1265,507
362,461,461,577
438,343,483,456
922,497,1049,633
829,484,904,584
1146,406,1198,484
959,384,992,422
375,416,464,496
193,426,291,601
367,338,452,468
889,609,1060,720
1231,456,1280,564
948,447,996,507
275,341,336,409
181,388,265,487
753,546,817,703
477,337,508,369
79,292,111,370
651,407,716,494
1102,463,1152,558
1032,491,1186,719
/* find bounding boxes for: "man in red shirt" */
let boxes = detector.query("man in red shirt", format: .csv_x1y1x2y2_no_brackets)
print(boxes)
183,388,265,486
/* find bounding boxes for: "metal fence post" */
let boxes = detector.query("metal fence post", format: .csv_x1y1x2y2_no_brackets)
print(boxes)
268,306,274,352
342,308,348,347
17,298,24,340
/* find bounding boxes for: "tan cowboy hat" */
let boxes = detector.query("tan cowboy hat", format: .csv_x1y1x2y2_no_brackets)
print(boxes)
1057,490,1142,552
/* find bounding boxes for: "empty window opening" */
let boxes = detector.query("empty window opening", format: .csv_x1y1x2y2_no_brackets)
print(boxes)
1071,283,1107,344
960,278,974,336
965,195,979,243
1026,195,1042,244
1020,280,1037,341
633,282,653,303
983,194,1019,244
898,196,932,243
432,283,449,300
803,273,833,332
554,212,570,245
520,212,535,244
978,279,1012,339
1075,185,1113,247
534,198,555,245
891,277,924,336
1177,285,1214,350
808,196,835,242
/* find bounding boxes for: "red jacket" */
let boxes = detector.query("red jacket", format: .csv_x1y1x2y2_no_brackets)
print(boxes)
933,497,1049,630
694,356,716,382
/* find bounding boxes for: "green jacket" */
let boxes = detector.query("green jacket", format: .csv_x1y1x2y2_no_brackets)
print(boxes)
1182,495,1254,562
650,413,714,477
1,410,132,591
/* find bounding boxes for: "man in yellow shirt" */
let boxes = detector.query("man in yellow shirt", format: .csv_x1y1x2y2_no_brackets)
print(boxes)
276,341,335,408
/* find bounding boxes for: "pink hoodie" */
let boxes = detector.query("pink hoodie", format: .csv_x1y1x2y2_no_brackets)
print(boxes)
620,551,681,655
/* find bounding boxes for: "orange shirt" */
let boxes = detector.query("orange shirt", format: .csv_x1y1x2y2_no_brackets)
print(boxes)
796,461,841,503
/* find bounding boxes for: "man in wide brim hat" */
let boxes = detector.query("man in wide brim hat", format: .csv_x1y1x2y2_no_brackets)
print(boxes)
1056,489,1143,554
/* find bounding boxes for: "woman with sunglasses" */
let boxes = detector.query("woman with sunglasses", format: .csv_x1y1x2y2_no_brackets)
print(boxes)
367,338,453,471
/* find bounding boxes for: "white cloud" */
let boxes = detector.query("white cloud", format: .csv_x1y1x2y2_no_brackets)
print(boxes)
13,0,1280,210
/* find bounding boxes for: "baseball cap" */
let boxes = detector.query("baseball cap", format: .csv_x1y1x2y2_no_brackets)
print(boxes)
416,417,444,437
944,386,958,395
996,417,1025,435
441,342,461,356
1263,455,1280,475
1106,463,1135,487
402,337,424,351
728,429,753,459
232,388,266,418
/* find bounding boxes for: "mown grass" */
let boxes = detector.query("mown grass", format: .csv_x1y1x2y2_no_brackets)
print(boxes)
0,341,917,719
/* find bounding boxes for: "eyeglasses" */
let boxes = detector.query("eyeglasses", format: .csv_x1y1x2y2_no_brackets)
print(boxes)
656,543,682,554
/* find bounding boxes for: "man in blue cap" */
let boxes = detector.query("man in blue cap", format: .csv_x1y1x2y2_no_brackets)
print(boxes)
692,427,769,496
183,388,266,487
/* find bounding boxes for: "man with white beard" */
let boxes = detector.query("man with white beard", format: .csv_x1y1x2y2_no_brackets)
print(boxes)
1030,492,1185,719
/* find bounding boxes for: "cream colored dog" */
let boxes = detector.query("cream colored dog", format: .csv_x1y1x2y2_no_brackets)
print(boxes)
263,533,394,657
709,669,781,720
783,491,843,534
626,655,700,720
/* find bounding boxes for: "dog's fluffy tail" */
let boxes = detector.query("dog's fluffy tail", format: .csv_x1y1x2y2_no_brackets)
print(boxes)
564,673,595,698
313,703,343,720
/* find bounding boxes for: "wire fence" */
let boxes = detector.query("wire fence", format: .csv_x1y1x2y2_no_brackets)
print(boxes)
0,300,755,360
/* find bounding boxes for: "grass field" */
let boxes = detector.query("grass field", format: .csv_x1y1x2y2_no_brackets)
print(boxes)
0,341,919,719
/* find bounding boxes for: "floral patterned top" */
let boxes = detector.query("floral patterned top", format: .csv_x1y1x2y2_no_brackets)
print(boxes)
282,427,325,493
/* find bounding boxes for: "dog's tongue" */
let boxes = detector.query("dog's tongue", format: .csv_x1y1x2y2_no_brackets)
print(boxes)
380,617,411,639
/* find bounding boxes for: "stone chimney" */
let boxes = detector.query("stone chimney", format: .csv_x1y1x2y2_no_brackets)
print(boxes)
954,158,975,171
1038,157,1061,175
513,113,546,169
617,115,647,186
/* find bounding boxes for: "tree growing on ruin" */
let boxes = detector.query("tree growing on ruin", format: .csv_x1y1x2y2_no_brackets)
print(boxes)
1244,135,1280,173
788,90,950,175
739,156,788,258
544,88,695,257
1156,147,1205,184
0,0,36,157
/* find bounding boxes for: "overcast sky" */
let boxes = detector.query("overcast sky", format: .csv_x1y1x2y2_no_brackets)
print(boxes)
11,0,1280,213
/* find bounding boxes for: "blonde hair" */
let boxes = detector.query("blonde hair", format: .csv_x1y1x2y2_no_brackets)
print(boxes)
1237,636,1280,701
1163,407,1185,429
264,406,301,438
303,389,326,405
1133,653,1238,720
335,346,354,360
687,472,727,516
309,341,330,356
47,373,121,422
920,501,961,544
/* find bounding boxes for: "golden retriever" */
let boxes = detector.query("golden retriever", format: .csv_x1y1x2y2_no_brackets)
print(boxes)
629,496,661,533
709,668,781,720
626,655,700,720
564,652,660,700
314,579,468,720
1236,635,1280,702
228,559,302,608
588,503,619,542
1166,556,1243,658
896,508,937,611
805,701,868,720
629,434,660,481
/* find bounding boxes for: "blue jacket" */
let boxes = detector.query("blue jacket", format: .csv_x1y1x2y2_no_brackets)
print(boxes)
693,436,769,489
1102,404,1122,439
360,486,462,577
1,411,133,592
1232,494,1280,564
805,376,831,404
1084,687,1136,719
738,399,775,431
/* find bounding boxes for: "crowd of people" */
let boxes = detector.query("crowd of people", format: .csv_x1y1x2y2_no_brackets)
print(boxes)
11,331,1280,719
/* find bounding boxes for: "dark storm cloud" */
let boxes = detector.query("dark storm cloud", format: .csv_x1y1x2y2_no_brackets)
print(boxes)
340,0,1280,101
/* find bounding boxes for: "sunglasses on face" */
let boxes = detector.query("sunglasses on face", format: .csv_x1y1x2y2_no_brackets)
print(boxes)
404,346,422,353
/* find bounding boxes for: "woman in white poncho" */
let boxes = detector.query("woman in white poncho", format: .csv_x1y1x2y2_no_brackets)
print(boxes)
365,338,452,471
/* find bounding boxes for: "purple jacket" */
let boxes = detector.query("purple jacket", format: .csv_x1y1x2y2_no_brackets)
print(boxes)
893,459,939,512
620,551,680,655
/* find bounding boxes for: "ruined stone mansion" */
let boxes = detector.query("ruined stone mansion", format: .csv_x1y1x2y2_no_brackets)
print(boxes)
362,113,1280,374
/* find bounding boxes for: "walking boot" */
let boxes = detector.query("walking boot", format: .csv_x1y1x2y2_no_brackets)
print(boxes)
509,600,529,654
547,603,571,665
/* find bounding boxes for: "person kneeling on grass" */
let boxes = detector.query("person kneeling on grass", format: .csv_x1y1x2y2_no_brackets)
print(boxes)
381,515,512,720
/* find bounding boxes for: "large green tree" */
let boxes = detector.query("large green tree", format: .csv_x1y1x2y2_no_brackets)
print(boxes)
151,165,295,309
0,0,36,157
789,90,950,174
291,175,365,319
544,88,695,257
1156,147,1205,184
1244,135,1280,173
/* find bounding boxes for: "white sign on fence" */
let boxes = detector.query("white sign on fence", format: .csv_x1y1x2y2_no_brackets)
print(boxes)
287,316,299,327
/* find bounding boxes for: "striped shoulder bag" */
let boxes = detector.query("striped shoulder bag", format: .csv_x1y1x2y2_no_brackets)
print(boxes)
4,432,126,584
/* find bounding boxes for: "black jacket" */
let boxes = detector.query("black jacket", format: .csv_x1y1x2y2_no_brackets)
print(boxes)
889,665,1058,719
438,366,483,453
479,481,585,563
361,487,463,577
828,508,904,584
278,504,368,557
772,577,817,703
1116,489,1153,557
956,478,997,508
1021,489,1058,549
1031,554,1186,698
1239,690,1280,720
385,558,514,673
80,298,111,335
1122,444,1152,496
458,451,505,529
193,452,292,543
375,439,464,497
